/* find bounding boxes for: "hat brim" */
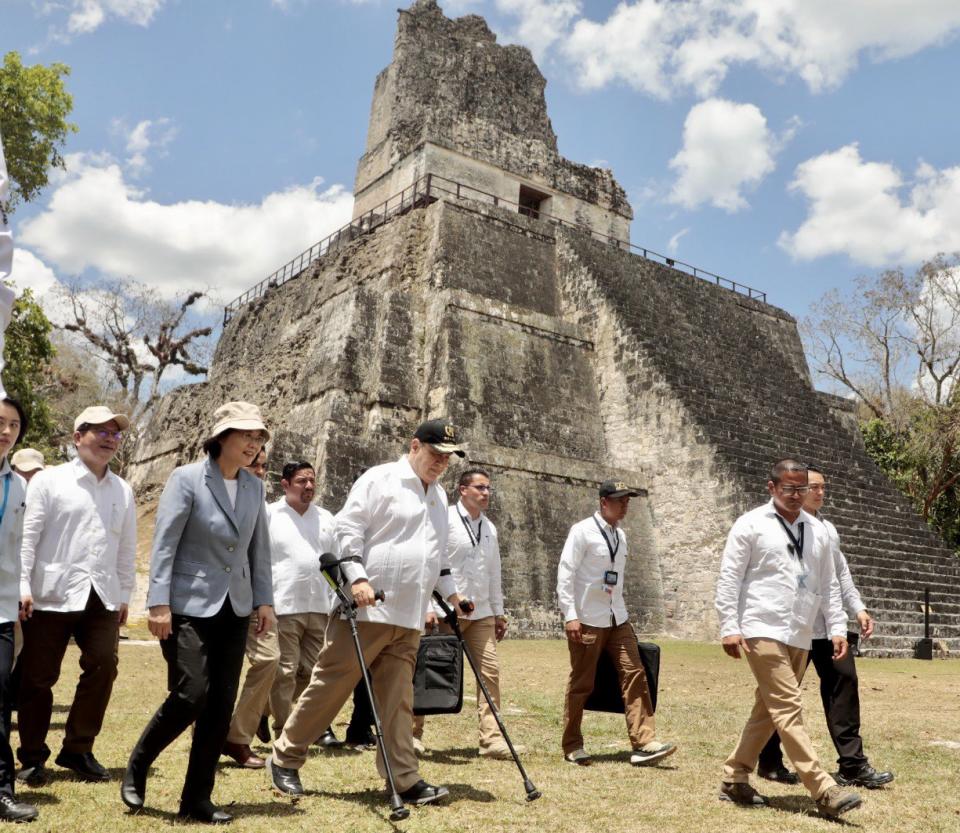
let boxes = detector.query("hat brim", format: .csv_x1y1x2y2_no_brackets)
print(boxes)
602,489,641,499
209,419,270,443
428,442,466,458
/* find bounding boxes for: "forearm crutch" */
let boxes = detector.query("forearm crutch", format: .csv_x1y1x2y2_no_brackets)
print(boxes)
432,591,541,802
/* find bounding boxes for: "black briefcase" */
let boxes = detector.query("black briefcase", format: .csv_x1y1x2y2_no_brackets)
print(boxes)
584,641,660,714
413,633,464,716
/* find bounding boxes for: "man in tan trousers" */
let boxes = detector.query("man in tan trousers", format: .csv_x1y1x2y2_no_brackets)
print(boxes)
268,419,470,807
557,480,676,767
222,448,280,769
414,468,513,758
715,458,863,818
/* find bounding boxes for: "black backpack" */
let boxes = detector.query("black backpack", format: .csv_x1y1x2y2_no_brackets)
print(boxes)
412,633,464,715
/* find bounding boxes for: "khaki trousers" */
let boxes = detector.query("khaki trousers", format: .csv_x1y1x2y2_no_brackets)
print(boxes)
722,637,836,799
226,614,279,745
274,618,421,792
269,612,329,735
413,616,504,749
562,621,655,754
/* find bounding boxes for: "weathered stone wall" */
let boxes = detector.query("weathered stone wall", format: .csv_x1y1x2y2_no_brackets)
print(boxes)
353,0,631,238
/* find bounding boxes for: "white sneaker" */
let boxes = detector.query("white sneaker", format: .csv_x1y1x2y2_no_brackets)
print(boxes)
412,737,426,755
479,742,525,759
630,741,676,766
564,748,591,765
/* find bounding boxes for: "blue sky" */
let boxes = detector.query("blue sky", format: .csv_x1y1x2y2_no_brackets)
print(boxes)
4,0,960,382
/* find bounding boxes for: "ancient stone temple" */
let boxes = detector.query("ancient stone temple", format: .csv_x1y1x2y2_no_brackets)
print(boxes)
129,0,960,656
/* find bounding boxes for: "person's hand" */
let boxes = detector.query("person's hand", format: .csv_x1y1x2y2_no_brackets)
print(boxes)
255,605,275,635
565,619,582,644
351,579,376,607
722,634,750,659
857,610,874,640
148,605,172,640
19,595,33,622
495,616,508,641
832,635,848,660
425,611,439,630
448,593,474,614
117,603,129,626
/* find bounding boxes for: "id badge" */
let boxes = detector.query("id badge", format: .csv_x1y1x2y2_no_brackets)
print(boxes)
603,570,619,586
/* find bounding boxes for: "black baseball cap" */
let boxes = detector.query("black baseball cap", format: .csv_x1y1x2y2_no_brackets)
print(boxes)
414,418,466,458
599,479,640,498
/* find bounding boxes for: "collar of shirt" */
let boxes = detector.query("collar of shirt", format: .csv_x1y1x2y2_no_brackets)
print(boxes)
71,455,113,486
763,499,814,535
457,500,483,528
593,511,619,535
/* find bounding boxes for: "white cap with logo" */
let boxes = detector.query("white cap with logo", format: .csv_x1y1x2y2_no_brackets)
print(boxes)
74,406,131,432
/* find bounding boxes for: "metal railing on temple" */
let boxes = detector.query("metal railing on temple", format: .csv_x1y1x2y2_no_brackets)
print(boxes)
223,173,767,323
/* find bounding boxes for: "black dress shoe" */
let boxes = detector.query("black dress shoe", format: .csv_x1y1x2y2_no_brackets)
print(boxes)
316,728,344,749
16,763,49,788
0,794,39,822
178,799,233,824
55,751,110,782
345,728,376,750
120,763,146,811
757,765,800,785
267,758,304,796
836,764,895,788
256,716,272,744
398,780,449,806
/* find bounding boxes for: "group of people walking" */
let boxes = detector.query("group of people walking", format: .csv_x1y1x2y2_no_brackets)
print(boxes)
0,394,894,824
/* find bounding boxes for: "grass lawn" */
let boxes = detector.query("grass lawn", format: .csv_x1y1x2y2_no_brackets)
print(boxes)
16,638,960,832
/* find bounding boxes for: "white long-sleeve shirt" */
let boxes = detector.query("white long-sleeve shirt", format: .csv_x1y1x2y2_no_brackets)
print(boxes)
812,517,866,640
268,499,335,617
336,456,457,630
444,500,504,621
557,512,629,628
20,457,137,612
715,500,846,650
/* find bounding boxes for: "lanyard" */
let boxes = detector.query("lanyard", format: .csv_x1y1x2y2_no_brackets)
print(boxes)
0,474,9,528
458,510,482,550
775,515,804,562
592,516,620,562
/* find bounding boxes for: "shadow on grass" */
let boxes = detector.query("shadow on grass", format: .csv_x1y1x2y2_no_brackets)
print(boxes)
124,800,306,823
766,795,863,826
419,746,478,765
585,750,680,770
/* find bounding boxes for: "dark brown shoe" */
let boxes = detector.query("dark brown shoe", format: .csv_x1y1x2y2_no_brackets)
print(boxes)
719,781,768,806
222,742,265,769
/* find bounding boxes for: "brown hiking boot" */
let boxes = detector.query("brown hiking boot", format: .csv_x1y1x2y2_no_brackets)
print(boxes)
815,785,863,817
719,781,768,806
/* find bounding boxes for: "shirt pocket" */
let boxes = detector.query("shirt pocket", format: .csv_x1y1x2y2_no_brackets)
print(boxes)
38,563,66,600
109,503,124,536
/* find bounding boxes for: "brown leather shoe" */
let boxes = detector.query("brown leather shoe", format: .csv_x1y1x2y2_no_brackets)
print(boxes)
222,741,265,769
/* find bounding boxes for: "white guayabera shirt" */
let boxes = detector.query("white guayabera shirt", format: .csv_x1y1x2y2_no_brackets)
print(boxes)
811,517,866,640
268,499,336,617
444,500,504,621
557,512,630,628
336,456,457,630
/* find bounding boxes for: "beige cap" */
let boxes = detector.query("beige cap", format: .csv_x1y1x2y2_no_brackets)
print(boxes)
74,406,131,432
209,401,269,442
11,448,45,473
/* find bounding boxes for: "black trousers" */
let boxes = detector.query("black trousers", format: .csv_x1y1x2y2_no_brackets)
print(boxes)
127,601,247,805
0,623,15,796
758,637,867,774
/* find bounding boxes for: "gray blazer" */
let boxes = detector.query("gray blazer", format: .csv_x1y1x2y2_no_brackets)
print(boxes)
146,457,273,617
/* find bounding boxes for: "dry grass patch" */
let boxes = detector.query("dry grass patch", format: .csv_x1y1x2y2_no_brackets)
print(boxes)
16,639,960,832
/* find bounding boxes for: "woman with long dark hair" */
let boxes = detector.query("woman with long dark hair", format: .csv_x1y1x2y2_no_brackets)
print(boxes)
122,401,275,824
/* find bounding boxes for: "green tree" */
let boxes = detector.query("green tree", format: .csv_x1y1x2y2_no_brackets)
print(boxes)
1,287,60,460
0,51,77,213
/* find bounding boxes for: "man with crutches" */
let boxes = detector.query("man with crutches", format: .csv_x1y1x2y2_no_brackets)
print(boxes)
268,419,470,808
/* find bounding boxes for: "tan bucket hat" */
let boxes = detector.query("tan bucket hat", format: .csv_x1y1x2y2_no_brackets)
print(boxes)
74,406,131,432
208,401,270,442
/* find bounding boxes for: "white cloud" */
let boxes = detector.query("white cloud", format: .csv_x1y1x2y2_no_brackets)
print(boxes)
18,153,355,305
669,98,778,212
779,144,960,266
35,0,167,41
116,117,178,176
10,248,61,303
507,0,960,99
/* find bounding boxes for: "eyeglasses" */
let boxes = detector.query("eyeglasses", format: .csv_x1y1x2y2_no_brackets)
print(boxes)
777,485,809,496
240,431,268,444
469,485,493,493
91,430,124,442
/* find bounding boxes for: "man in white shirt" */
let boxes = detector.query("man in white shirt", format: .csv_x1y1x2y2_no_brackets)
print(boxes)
17,406,136,787
413,468,511,758
757,465,894,788
265,461,338,736
269,419,470,807
715,459,862,818
557,480,676,767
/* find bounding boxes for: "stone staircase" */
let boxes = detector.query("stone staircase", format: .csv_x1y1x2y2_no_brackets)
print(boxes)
558,229,960,657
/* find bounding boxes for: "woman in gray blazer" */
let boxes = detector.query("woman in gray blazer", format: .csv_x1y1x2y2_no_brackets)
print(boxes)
0,398,38,823
122,402,275,824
